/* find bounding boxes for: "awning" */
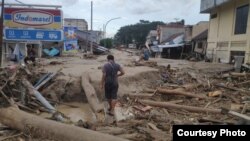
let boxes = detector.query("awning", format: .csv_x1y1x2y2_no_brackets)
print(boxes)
158,43,184,48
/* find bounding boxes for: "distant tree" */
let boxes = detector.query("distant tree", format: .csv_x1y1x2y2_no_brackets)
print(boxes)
114,20,165,46
100,38,113,49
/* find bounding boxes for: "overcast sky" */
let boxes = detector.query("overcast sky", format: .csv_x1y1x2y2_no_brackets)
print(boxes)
7,0,209,37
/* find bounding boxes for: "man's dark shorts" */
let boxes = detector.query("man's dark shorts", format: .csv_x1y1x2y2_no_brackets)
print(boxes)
105,83,118,100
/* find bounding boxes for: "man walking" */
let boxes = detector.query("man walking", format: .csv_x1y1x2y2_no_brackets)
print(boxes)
101,55,125,115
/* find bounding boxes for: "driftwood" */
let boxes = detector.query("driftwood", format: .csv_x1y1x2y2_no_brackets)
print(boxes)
230,72,250,77
236,80,250,86
222,94,240,104
198,118,235,125
81,73,104,113
215,83,249,94
0,107,129,141
125,93,154,98
147,123,160,131
144,88,206,99
157,88,206,99
139,100,221,114
22,79,64,121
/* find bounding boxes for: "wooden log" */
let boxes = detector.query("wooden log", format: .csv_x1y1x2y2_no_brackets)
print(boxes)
125,93,154,98
230,72,249,77
157,88,206,99
22,79,56,113
147,123,160,131
236,80,250,86
198,118,235,125
81,73,104,113
139,100,221,114
0,107,129,141
215,83,248,94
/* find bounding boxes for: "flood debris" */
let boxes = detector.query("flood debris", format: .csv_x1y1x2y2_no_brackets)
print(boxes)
1,49,250,141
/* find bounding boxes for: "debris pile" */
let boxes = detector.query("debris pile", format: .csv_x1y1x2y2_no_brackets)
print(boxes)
92,65,250,141
0,53,250,141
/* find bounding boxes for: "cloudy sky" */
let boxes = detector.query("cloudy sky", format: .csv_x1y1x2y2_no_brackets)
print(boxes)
7,0,209,37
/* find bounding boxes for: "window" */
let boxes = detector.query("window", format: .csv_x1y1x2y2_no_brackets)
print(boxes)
234,4,249,35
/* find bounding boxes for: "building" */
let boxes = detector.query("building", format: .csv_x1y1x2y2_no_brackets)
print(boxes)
156,22,197,59
201,0,250,64
191,21,209,39
190,21,209,60
157,24,185,44
146,30,158,45
3,4,63,64
64,18,88,31
192,30,209,60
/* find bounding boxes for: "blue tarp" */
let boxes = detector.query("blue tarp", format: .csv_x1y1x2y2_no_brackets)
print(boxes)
43,47,60,57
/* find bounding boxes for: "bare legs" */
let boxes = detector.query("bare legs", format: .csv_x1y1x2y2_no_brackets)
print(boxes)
108,99,116,116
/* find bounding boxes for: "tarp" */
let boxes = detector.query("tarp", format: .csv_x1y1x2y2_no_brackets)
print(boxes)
43,47,60,57
158,34,184,48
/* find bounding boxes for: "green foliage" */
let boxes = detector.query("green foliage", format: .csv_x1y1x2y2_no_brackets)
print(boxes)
100,38,113,48
114,20,165,46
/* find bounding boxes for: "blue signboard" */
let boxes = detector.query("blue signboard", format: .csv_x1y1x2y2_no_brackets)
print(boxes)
5,28,63,41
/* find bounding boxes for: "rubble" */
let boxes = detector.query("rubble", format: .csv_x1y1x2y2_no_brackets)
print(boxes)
0,49,250,141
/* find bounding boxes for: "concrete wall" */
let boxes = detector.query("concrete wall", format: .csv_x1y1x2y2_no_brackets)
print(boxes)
64,19,88,31
192,21,209,39
185,26,193,42
206,0,250,64
201,0,216,12
194,40,207,54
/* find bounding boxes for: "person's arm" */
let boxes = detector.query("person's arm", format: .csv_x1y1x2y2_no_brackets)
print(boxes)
117,66,125,77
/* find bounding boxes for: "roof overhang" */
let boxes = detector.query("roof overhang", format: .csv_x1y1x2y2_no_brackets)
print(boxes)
200,0,231,13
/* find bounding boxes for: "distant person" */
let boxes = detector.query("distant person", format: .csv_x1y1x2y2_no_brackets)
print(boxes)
24,46,36,64
101,55,125,116
138,46,150,62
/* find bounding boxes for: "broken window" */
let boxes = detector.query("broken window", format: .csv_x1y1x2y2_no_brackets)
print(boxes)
234,4,249,35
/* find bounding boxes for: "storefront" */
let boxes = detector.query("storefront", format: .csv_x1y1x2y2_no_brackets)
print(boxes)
3,5,63,61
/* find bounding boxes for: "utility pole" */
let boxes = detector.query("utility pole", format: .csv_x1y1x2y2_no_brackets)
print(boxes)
90,1,93,54
0,0,5,67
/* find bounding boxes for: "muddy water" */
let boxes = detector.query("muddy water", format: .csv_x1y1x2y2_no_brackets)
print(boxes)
58,103,97,123
41,103,97,123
